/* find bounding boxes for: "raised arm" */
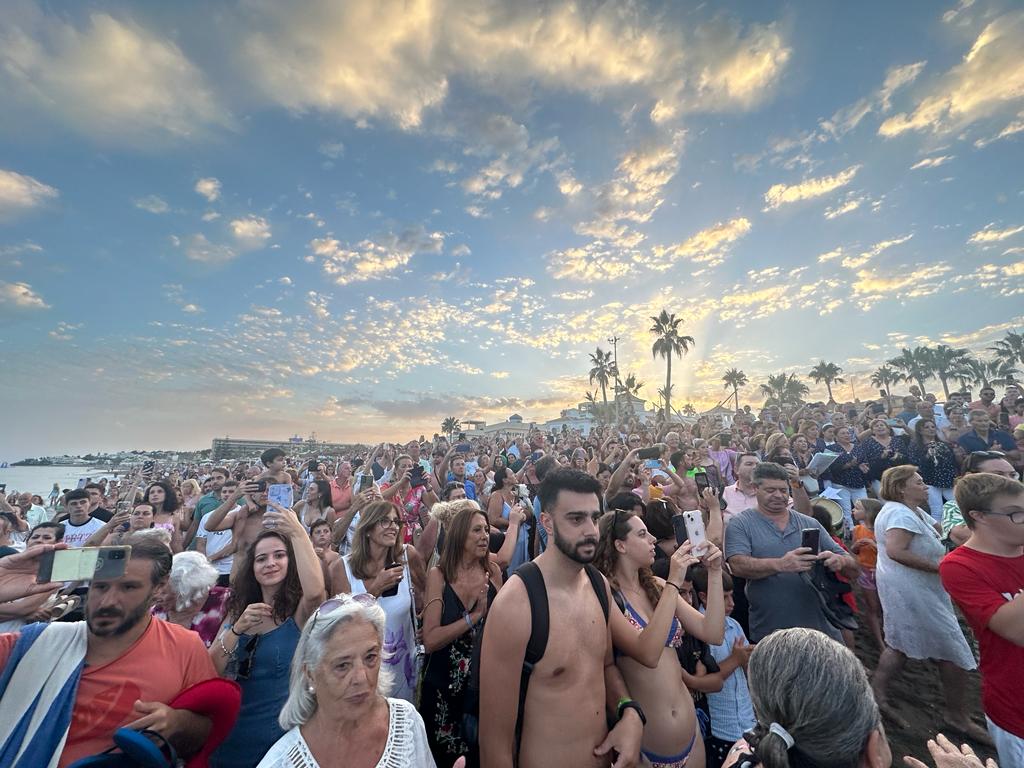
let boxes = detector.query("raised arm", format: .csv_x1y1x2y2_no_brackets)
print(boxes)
266,501,325,626
205,483,251,532
606,448,640,500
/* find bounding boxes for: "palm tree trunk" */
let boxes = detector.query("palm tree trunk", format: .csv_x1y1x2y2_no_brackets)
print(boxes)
733,385,739,410
939,375,950,399
665,356,672,417
825,380,834,403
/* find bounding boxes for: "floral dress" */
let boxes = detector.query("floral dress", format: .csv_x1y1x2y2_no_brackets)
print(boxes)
420,579,497,768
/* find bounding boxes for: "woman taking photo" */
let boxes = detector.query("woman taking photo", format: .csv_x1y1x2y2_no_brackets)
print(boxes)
906,419,957,521
870,466,988,744
420,505,504,767
181,478,202,516
825,426,868,532
296,479,335,531
594,509,726,768
144,480,185,552
84,501,157,546
258,594,440,768
853,419,908,496
485,467,530,572
211,502,326,768
331,500,427,702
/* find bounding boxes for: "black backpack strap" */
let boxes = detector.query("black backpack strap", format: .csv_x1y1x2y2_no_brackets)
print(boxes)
512,561,549,758
584,564,610,622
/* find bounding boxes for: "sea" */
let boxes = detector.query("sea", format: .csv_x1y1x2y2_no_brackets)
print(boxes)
0,465,123,497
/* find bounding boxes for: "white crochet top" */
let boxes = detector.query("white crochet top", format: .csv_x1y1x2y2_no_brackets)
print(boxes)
256,698,436,768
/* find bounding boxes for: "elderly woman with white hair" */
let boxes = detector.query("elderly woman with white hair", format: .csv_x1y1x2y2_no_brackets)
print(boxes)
257,592,453,768
152,550,232,647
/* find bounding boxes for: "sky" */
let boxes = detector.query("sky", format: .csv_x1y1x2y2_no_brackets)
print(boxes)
1,0,1023,460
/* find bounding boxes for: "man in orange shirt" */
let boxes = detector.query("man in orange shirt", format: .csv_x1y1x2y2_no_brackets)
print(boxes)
0,539,216,766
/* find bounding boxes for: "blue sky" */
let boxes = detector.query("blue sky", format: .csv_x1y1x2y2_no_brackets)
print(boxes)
1,0,1022,459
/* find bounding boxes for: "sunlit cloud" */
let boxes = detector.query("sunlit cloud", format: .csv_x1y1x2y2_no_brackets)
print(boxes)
185,233,237,264
133,195,170,214
230,215,272,249
969,223,1024,243
0,168,58,218
910,155,955,170
840,234,914,269
0,280,49,309
310,226,445,285
763,165,861,211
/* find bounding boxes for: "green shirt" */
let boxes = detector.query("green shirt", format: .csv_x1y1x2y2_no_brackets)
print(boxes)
941,500,965,541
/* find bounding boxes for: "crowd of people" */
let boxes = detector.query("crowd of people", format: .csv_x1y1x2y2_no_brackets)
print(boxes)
0,384,1022,768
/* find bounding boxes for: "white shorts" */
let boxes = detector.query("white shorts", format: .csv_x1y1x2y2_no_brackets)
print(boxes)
987,716,1024,767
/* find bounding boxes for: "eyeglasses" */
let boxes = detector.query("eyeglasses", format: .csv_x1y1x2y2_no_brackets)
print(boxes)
237,634,261,680
310,593,377,633
377,518,400,529
981,508,1024,524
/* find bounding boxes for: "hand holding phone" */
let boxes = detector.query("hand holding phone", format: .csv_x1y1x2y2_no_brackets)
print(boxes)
682,510,708,557
37,546,130,583
800,528,821,555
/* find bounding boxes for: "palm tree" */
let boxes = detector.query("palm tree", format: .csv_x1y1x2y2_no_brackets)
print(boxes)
808,361,845,404
958,356,1021,388
441,417,461,441
760,372,810,406
721,368,748,410
870,365,903,398
682,403,697,417
657,384,674,417
990,331,1024,367
588,347,614,416
650,309,695,418
617,373,644,398
888,347,933,395
925,344,970,398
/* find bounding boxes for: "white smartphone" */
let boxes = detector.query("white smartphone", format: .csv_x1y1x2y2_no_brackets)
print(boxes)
267,483,294,509
682,510,708,557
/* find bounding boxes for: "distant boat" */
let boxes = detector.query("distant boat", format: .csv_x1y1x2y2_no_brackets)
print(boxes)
0,462,8,468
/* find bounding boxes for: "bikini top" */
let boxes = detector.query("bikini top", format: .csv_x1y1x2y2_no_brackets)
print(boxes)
624,597,684,649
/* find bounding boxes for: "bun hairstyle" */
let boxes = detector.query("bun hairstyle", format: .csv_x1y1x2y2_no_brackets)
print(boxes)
739,628,879,768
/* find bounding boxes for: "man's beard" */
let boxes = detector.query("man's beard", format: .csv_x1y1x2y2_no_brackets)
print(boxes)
86,596,152,637
551,520,598,564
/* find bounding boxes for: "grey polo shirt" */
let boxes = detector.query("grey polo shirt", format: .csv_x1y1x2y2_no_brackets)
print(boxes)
724,507,844,642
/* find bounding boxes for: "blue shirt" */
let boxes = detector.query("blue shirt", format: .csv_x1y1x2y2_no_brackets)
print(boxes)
706,614,755,741
957,428,1016,453
445,473,476,501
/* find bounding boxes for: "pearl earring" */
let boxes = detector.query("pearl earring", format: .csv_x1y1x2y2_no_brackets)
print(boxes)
308,685,315,694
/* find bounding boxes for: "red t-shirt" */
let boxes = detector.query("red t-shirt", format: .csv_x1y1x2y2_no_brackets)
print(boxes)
939,546,1024,737
0,617,217,766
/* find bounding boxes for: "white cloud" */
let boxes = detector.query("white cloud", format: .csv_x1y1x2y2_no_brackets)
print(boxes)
879,12,1024,137
194,178,221,202
0,9,231,143
465,205,489,219
0,280,49,309
763,165,860,211
546,242,631,282
185,233,237,264
534,207,554,222
910,155,954,170
278,276,293,285
134,195,169,214
841,234,914,269
181,303,203,314
237,1,790,130
821,62,926,137
311,226,445,285
0,168,58,218
201,211,221,222
974,111,1024,147
824,195,865,219
451,244,471,257
943,0,976,25
969,224,1024,244
650,217,752,268
48,321,81,340
817,247,844,263
318,141,345,159
230,215,272,249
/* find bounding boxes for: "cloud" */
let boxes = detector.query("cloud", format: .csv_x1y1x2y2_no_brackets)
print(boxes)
194,178,221,202
943,0,976,25
181,303,203,314
318,141,344,159
133,195,169,214
0,168,58,218
973,111,1024,147
824,195,865,219
763,165,860,211
0,9,231,143
451,244,471,258
546,242,631,282
230,215,272,249
879,12,1024,137
0,280,49,309
852,263,952,305
910,155,954,169
460,116,562,202
553,290,594,301
48,321,81,340
311,226,445,285
185,234,237,264
969,224,1024,244
840,234,914,269
650,217,752,268
237,1,790,130
820,62,926,137
817,247,844,263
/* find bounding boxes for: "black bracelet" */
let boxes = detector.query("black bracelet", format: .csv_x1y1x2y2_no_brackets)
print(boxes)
230,625,243,637
664,580,682,593
616,698,647,726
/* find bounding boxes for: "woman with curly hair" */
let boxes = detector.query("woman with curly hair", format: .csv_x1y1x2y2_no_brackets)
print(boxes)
144,480,184,552
210,502,325,768
593,509,727,768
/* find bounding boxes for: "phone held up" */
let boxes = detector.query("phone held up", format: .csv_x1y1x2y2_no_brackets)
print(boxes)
382,560,402,598
37,546,130,583
636,446,661,461
681,510,708,556
801,527,821,555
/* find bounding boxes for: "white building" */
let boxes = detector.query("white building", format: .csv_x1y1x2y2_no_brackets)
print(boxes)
701,404,736,428
541,407,597,436
462,414,535,439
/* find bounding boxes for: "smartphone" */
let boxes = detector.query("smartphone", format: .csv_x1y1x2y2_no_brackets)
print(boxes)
682,510,708,557
37,546,131,583
776,456,795,467
355,473,375,495
455,444,472,454
694,472,710,492
382,561,402,598
801,528,821,555
0,484,5,493
142,460,156,478
636,446,661,460
77,478,87,489
267,483,294,509
408,465,427,488
530,450,543,462
671,513,688,546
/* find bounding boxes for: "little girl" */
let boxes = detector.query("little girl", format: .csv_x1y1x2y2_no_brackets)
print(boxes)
851,498,884,649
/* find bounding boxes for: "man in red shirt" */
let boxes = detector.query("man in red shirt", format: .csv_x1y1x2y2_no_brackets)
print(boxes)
939,473,1024,766
0,539,216,766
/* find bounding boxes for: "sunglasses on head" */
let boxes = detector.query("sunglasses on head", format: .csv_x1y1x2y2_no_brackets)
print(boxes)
310,593,378,632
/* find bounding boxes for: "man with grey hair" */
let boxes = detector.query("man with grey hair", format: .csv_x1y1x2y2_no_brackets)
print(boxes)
724,462,861,643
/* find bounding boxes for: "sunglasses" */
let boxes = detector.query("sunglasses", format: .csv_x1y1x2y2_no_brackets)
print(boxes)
237,634,261,680
310,593,378,633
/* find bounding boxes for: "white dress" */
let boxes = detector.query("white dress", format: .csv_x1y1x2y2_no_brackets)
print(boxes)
874,502,977,669
342,548,417,701
256,698,436,768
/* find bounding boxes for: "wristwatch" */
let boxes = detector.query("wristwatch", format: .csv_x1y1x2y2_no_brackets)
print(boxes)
616,697,647,726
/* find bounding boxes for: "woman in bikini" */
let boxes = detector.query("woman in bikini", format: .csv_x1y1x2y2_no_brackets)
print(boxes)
595,509,726,768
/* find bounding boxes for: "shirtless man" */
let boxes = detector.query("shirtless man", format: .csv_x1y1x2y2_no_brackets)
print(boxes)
256,448,292,485
481,468,690,768
202,480,276,580
665,449,700,510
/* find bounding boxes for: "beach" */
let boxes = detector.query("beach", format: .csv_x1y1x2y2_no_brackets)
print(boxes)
0,466,119,497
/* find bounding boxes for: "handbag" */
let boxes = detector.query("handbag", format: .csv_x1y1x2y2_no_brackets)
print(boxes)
405,545,426,705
